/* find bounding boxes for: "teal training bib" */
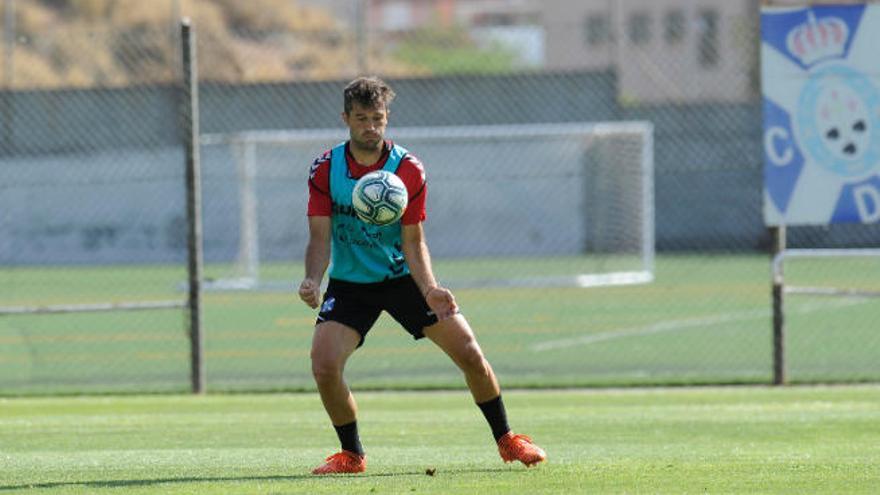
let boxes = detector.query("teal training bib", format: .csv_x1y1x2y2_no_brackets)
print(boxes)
328,142,411,283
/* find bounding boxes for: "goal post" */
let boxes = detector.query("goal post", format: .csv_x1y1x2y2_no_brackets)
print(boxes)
200,121,654,290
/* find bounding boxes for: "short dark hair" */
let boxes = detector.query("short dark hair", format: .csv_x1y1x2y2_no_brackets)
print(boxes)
343,76,395,114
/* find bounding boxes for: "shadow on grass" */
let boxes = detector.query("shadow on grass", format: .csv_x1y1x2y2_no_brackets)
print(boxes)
0,467,515,491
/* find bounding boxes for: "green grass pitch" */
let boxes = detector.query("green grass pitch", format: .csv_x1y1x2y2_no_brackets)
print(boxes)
2,254,878,394
2,386,879,494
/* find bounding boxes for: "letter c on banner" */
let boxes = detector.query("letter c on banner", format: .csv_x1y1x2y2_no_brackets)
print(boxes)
765,126,794,166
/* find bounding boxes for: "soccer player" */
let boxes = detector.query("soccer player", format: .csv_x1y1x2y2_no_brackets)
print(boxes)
299,76,546,475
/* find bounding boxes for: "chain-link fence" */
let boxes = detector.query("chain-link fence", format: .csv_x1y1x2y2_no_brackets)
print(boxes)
1,0,878,394
0,21,191,394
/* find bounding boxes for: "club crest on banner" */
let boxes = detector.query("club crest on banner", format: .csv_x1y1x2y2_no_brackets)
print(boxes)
762,5,880,225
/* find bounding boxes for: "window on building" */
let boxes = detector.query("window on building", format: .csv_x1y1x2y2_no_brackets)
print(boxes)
627,12,652,46
584,13,611,47
477,12,517,27
697,8,720,68
664,9,686,44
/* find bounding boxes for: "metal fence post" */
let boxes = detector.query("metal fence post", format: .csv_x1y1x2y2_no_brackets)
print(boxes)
2,0,15,152
181,18,205,394
771,225,786,385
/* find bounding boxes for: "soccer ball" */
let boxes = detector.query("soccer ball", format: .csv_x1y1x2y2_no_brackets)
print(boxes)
351,170,408,226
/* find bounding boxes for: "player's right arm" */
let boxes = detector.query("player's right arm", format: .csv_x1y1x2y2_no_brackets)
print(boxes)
299,215,330,309
299,150,333,309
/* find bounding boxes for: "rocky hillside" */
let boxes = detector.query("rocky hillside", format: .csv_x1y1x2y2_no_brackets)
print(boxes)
5,0,367,88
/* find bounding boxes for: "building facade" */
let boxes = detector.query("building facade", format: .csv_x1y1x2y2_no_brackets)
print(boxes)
543,0,759,103
366,0,760,103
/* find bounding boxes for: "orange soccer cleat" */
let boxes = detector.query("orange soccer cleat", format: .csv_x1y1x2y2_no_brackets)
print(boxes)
311,450,367,475
497,432,547,467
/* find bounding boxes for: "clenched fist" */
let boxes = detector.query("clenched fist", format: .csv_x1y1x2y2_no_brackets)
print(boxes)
298,278,321,309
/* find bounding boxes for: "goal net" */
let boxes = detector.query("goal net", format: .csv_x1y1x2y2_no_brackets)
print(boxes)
199,122,654,290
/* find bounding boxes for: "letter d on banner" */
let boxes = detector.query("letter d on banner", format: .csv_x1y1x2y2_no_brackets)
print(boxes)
832,176,880,223
854,184,880,222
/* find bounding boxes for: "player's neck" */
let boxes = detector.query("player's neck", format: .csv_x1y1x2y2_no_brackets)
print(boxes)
348,142,383,167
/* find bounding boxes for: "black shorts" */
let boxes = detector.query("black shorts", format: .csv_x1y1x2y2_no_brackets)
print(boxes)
316,275,439,347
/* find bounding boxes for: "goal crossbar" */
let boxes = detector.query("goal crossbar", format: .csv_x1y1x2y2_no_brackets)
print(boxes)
201,122,654,146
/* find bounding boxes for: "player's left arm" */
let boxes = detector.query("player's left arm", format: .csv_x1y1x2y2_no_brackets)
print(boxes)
401,223,458,320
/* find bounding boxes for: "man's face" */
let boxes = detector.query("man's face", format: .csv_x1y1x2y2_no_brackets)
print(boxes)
343,102,388,152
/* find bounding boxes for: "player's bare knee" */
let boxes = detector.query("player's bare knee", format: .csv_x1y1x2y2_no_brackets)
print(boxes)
311,356,343,386
458,343,490,376
312,366,343,387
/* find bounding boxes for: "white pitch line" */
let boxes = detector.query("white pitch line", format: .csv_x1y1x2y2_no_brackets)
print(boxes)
531,299,867,352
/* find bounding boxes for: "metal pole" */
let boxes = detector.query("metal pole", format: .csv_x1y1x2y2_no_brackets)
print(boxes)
763,0,784,386
3,0,13,88
355,0,367,74
770,225,786,385
234,141,260,282
612,0,624,115
170,0,181,78
2,0,14,153
171,0,181,27
181,18,205,394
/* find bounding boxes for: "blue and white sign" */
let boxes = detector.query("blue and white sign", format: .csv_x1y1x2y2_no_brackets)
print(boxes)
762,4,880,225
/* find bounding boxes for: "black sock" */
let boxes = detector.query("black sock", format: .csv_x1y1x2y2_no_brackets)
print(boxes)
477,395,511,442
333,421,364,455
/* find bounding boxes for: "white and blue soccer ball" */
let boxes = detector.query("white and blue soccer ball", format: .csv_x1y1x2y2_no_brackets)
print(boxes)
351,170,408,226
